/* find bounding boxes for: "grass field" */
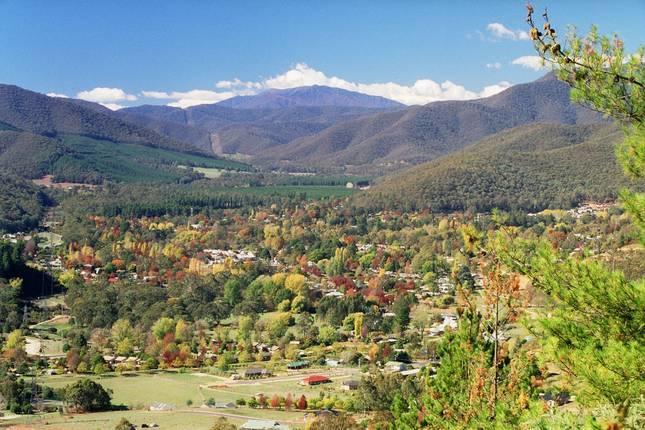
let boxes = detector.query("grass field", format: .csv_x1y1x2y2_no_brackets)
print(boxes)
38,369,357,408
2,368,361,429
192,166,225,179
36,232,64,248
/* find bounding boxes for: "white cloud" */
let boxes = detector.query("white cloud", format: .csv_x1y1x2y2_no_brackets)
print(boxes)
215,78,262,90
486,23,529,41
140,91,171,99
511,55,547,71
100,103,124,111
486,62,502,69
478,81,513,98
259,63,511,105
77,87,137,103
46,92,68,98
141,63,514,107
142,89,237,108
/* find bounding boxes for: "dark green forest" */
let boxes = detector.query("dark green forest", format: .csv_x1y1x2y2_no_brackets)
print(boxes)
359,123,641,212
0,174,50,232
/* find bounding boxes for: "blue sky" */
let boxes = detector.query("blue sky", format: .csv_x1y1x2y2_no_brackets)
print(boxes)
1,0,643,108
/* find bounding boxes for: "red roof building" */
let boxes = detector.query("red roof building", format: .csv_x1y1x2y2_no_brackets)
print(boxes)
301,375,331,385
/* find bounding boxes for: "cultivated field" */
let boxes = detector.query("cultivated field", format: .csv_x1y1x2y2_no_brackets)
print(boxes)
3,367,362,430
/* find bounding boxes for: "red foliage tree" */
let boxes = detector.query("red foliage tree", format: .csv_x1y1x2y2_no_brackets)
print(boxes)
257,393,267,408
297,394,308,410
269,394,281,409
284,393,293,410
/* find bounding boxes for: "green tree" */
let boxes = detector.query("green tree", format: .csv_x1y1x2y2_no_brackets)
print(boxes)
526,4,644,242
223,278,243,307
496,234,644,427
152,317,175,340
392,293,415,334
238,315,254,341
305,413,362,430
318,325,338,346
63,379,112,412
507,6,645,427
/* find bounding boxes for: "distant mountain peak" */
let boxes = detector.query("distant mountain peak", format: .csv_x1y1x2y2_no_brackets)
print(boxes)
535,71,558,82
215,85,404,109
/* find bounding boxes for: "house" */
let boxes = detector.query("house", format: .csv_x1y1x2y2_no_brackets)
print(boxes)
240,420,290,430
287,360,310,370
149,402,175,411
324,291,344,298
301,375,331,386
384,361,412,373
208,401,236,409
325,358,343,367
341,380,360,391
400,368,421,377
244,367,271,379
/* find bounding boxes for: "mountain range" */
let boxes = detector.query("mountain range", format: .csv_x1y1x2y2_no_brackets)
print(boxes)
0,84,247,184
113,74,603,173
0,74,612,188
119,86,405,157
252,74,604,172
216,85,404,109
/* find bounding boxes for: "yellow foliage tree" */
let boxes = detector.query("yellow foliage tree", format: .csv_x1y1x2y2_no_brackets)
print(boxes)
285,273,307,294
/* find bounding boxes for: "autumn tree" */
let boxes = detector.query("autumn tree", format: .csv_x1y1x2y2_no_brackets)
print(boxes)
297,394,308,410
269,393,281,409
284,393,294,410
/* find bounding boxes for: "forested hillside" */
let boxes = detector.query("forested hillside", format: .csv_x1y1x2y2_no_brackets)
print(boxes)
0,174,50,232
0,84,200,154
259,74,605,171
357,123,635,212
122,103,399,157
0,85,250,184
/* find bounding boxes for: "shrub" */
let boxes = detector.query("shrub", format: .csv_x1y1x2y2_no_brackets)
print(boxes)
114,417,134,430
